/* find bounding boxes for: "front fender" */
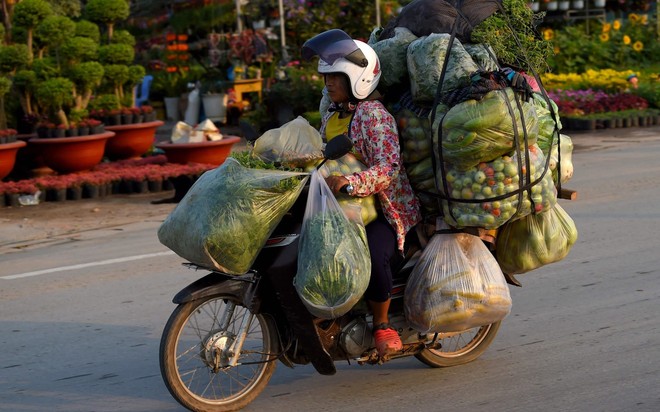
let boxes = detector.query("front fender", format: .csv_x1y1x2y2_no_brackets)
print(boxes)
172,272,251,304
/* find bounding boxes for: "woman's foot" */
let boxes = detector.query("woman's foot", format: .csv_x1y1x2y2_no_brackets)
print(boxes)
373,323,402,358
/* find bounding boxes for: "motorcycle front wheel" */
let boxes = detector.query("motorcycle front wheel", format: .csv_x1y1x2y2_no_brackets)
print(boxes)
416,321,501,367
159,294,278,412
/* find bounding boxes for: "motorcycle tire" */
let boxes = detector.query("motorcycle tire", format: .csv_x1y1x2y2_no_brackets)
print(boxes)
159,293,278,412
415,321,501,367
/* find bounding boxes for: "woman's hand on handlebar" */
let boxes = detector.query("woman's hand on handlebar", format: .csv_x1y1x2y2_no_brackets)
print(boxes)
325,175,350,195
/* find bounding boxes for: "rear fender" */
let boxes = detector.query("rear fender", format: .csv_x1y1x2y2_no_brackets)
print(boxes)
172,272,255,306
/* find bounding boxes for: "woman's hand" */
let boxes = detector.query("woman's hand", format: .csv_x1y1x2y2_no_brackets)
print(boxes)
325,175,350,195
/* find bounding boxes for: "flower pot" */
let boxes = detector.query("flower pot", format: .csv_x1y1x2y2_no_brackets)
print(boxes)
82,183,100,198
0,140,27,180
164,97,181,121
121,113,134,125
104,120,165,160
530,2,541,11
66,128,79,137
27,131,115,174
78,126,90,136
559,0,570,9
546,1,558,10
67,186,83,200
593,0,605,7
53,128,66,138
148,179,163,192
202,93,228,123
107,114,122,126
572,0,584,8
155,136,242,166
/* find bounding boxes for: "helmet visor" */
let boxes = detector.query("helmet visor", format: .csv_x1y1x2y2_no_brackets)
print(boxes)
302,29,368,68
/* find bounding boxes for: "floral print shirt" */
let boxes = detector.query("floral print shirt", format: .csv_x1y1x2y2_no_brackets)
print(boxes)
321,100,422,251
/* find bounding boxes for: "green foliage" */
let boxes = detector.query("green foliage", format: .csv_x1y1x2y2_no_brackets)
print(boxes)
110,29,135,46
267,64,324,118
84,0,130,25
0,44,29,73
0,76,12,96
68,107,88,123
127,64,146,85
471,0,553,74
88,93,120,111
34,76,74,110
12,0,54,29
68,61,104,91
167,4,235,33
32,56,59,79
102,64,130,87
13,70,37,90
61,36,99,62
98,43,134,65
75,20,101,42
35,15,76,47
47,0,82,17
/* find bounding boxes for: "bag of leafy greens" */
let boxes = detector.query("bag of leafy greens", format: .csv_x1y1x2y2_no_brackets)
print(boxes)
252,116,324,168
295,170,371,319
158,157,308,275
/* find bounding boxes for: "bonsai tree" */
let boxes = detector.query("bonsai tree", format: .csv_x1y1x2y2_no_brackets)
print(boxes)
11,0,53,63
34,14,76,64
84,0,130,43
0,75,11,129
33,76,74,127
68,61,105,110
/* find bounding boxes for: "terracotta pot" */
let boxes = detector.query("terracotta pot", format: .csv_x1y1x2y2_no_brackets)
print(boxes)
28,132,115,174
0,140,27,180
105,120,165,160
155,136,241,166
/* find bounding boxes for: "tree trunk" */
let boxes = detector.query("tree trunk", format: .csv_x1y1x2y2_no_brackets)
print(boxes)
0,97,7,130
56,108,69,129
27,29,34,64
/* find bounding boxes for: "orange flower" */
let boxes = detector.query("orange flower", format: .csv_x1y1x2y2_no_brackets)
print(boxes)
602,23,611,33
623,35,631,45
612,20,621,31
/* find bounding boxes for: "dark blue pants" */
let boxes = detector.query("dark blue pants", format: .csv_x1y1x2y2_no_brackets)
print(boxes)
364,216,402,302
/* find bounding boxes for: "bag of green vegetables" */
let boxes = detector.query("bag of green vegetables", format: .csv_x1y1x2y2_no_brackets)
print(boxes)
158,154,308,275
295,170,371,319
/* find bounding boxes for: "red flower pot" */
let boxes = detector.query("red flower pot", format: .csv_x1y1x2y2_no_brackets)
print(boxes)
155,136,241,166
28,132,115,174
0,140,27,180
105,120,165,160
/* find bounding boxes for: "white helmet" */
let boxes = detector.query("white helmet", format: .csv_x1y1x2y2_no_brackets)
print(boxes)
302,29,381,100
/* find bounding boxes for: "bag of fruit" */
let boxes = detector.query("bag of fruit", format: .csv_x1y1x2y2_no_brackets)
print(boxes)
404,222,512,333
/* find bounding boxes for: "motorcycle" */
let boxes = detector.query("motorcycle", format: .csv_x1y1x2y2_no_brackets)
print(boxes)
159,135,502,411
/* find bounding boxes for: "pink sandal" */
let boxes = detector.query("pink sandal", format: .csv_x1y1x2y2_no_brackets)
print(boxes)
373,323,402,358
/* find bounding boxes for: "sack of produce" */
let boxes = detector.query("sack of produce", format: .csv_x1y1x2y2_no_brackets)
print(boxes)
252,116,324,167
548,134,574,185
319,154,379,226
463,43,499,72
436,87,539,170
495,202,578,275
158,156,308,274
295,170,371,319
407,33,478,104
436,143,558,229
396,108,433,164
532,93,562,153
369,27,418,88
404,226,512,333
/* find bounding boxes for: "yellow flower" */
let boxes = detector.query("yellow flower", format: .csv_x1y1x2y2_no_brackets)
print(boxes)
543,28,554,41
629,14,639,23
600,33,609,42
612,20,621,31
623,35,631,45
633,41,644,52
640,15,648,25
602,23,611,33
554,46,560,55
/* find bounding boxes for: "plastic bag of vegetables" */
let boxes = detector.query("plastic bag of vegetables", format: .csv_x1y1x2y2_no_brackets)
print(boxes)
548,134,574,185
407,33,478,104
435,87,539,171
158,156,308,275
252,116,324,167
319,154,379,226
404,225,512,333
463,43,499,72
532,92,562,153
295,170,371,319
369,26,418,88
495,202,578,275
436,143,558,229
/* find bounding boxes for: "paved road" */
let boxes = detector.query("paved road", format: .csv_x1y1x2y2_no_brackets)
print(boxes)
1,126,659,411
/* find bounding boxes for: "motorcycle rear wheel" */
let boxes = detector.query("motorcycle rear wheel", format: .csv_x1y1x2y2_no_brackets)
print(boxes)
160,294,278,411
415,321,501,367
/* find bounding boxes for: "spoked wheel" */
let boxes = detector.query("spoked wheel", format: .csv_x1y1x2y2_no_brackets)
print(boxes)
415,321,501,367
160,294,278,411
